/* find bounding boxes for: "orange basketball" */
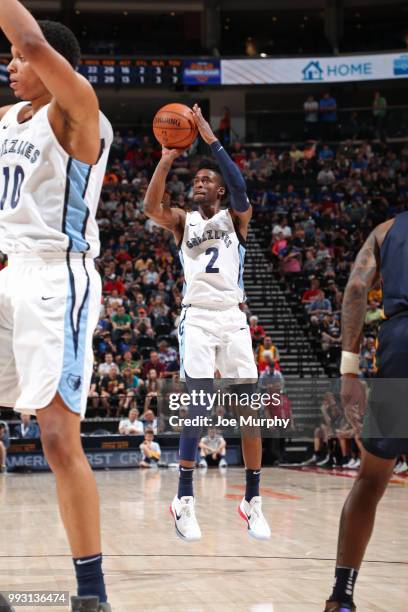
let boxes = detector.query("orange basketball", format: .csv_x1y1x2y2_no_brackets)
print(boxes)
153,103,198,149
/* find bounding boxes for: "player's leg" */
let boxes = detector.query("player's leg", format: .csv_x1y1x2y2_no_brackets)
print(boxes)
234,383,271,540
0,268,18,474
0,441,7,473
324,447,395,611
12,258,109,611
36,394,108,606
171,307,217,541
218,308,270,540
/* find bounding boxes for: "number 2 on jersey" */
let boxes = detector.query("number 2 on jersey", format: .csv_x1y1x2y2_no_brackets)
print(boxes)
0,165,25,210
205,247,219,273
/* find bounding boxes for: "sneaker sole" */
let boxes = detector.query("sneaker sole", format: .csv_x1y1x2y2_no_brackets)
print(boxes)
237,505,271,541
169,504,201,542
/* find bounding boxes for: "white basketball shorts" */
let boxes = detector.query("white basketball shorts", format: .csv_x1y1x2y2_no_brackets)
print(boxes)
0,253,101,418
178,304,258,380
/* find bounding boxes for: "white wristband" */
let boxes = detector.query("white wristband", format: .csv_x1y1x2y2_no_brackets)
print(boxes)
340,351,360,375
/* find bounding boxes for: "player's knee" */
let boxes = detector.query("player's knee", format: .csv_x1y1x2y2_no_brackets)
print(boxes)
40,429,74,469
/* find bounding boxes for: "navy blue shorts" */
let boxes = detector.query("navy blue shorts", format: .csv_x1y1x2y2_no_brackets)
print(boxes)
362,313,408,460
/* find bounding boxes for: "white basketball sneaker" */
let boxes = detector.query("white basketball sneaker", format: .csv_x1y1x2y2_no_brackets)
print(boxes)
170,495,202,542
238,496,271,540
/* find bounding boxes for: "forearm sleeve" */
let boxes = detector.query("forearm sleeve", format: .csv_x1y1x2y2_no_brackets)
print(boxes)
210,140,250,212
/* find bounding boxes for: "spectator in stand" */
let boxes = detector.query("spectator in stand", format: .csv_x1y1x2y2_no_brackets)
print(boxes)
111,305,132,343
98,353,118,377
259,355,284,387
140,408,158,434
307,290,332,325
118,408,144,435
271,231,287,258
272,216,292,238
198,427,227,468
365,301,383,327
14,414,40,439
139,429,161,468
303,95,319,137
249,315,266,344
142,351,166,378
99,368,126,417
303,249,318,274
372,90,387,139
318,144,335,161
103,273,125,295
157,340,177,370
280,240,302,275
319,92,337,140
360,336,377,377
317,164,336,186
142,370,160,413
303,392,345,467
289,144,303,163
166,173,185,198
301,277,321,305
257,337,280,372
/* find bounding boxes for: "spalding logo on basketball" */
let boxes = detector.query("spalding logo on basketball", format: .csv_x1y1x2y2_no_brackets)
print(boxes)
153,103,198,149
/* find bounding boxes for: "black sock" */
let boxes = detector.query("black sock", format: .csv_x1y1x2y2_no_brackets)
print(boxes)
178,465,194,498
73,553,107,603
245,468,261,502
330,566,358,605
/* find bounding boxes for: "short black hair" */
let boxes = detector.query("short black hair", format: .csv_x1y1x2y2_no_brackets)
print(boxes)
196,159,225,188
38,20,81,68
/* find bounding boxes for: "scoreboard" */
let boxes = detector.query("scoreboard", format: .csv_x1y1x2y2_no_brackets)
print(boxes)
0,56,222,87
78,58,183,87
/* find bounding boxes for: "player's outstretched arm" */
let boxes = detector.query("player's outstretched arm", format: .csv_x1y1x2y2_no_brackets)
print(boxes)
144,147,186,244
192,103,252,234
0,1,98,135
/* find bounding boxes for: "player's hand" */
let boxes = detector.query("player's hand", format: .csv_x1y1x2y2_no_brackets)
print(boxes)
340,374,367,420
192,103,218,145
161,146,183,163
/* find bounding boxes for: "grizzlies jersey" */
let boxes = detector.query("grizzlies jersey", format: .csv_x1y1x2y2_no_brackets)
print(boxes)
179,209,246,309
0,102,112,257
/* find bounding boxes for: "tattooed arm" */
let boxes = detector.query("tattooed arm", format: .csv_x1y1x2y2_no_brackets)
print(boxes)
342,233,380,354
342,219,393,354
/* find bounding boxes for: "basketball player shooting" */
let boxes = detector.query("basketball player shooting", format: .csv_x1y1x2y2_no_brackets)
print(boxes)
144,104,271,542
0,3,112,611
323,216,407,611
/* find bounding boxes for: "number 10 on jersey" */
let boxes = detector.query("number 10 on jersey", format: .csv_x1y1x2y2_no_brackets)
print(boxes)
0,165,25,210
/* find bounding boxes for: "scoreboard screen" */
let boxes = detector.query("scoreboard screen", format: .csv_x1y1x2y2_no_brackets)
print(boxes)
78,58,183,87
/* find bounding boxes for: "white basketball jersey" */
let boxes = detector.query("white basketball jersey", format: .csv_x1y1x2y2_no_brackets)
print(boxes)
179,209,246,309
0,102,112,257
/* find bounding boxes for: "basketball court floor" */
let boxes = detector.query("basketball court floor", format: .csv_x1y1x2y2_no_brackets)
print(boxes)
0,467,407,612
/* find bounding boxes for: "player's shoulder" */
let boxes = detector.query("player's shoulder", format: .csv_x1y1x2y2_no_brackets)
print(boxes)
0,104,14,121
0,102,25,122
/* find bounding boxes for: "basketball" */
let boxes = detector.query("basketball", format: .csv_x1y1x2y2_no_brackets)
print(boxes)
153,103,198,149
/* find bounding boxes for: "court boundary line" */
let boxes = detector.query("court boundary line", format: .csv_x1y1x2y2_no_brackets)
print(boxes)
0,554,407,565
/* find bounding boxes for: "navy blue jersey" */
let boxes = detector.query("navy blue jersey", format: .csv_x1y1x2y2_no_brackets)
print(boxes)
380,212,408,318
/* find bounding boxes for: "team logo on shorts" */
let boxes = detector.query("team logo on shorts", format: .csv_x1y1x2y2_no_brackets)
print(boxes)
67,374,82,391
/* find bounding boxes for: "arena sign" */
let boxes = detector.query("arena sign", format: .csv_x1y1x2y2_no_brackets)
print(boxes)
221,52,408,85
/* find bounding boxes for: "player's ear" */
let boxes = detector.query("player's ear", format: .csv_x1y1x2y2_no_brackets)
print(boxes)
218,185,226,199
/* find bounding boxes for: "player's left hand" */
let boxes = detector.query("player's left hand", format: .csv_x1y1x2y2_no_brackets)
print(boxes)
341,374,367,421
192,103,218,145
